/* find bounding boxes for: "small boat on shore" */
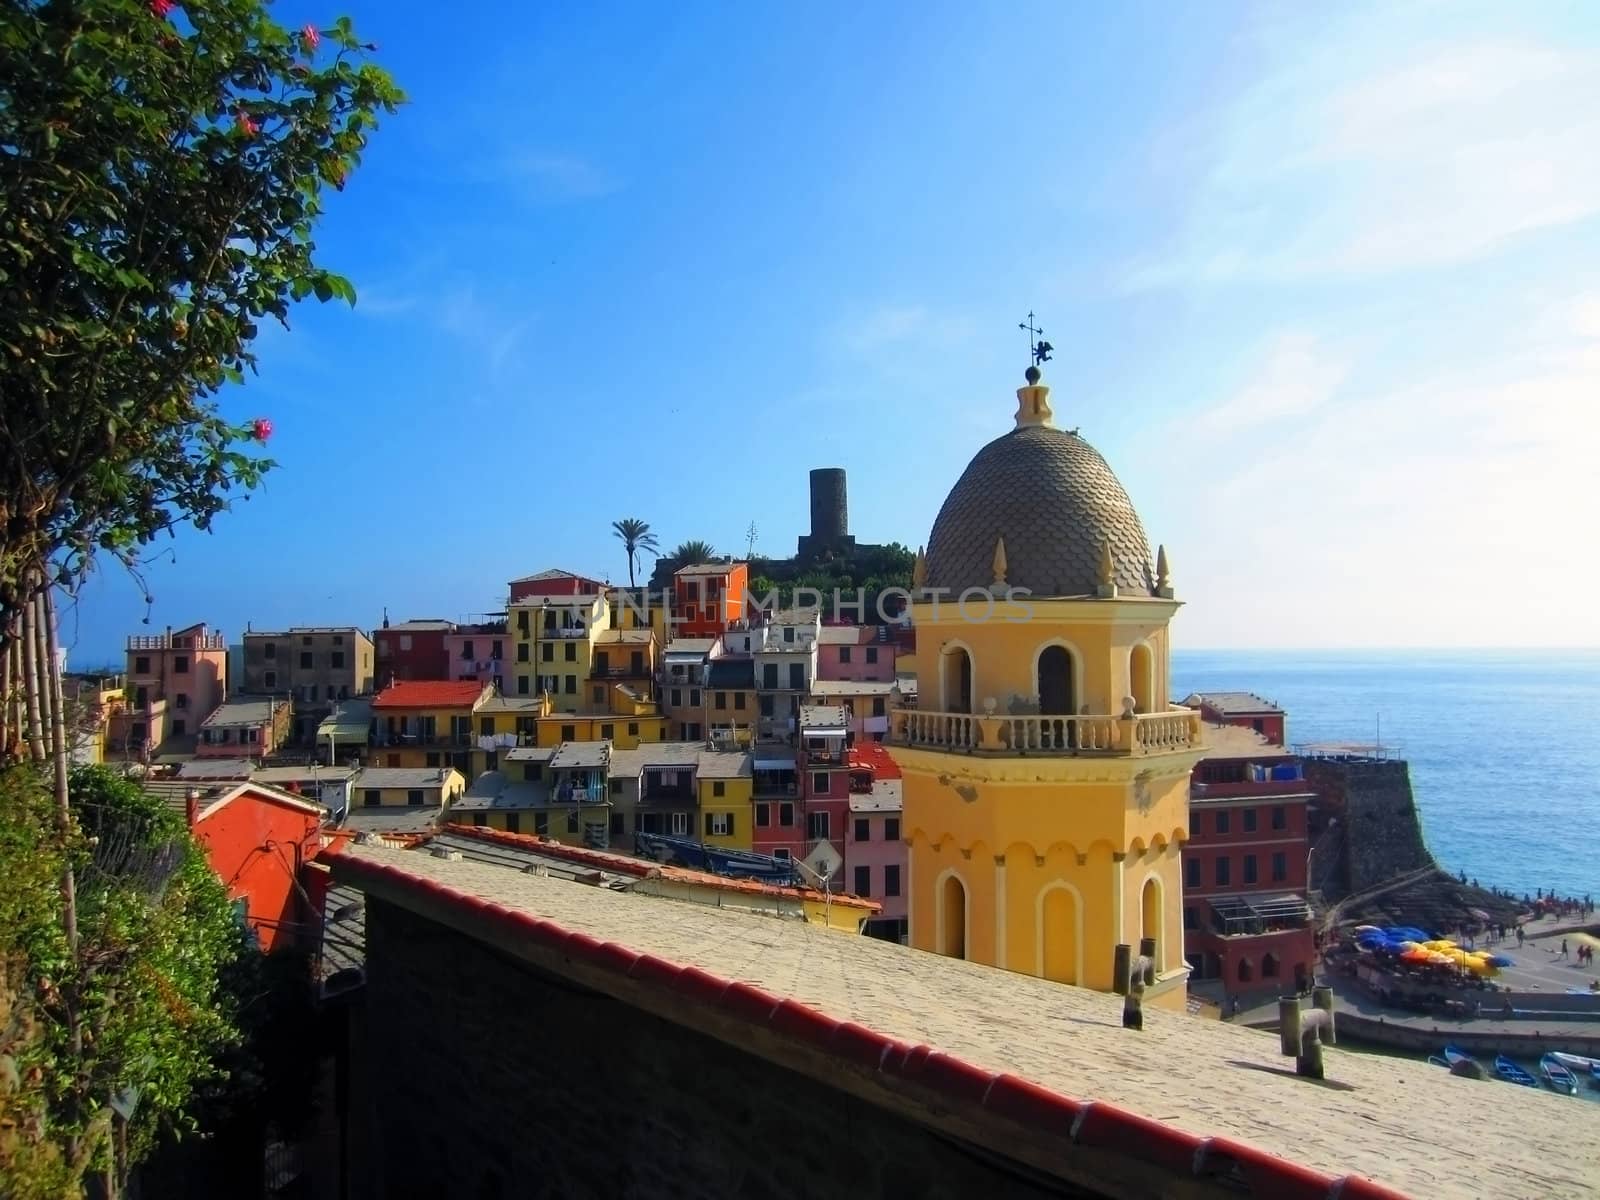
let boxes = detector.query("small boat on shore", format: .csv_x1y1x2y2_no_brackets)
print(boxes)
1494,1055,1539,1088
1546,1051,1600,1088
1442,1045,1475,1068
1539,1054,1578,1094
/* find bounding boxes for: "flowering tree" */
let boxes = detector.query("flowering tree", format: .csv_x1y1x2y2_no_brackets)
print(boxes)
0,0,402,749
0,3,401,1191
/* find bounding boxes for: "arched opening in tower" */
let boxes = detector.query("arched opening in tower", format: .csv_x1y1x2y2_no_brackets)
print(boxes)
1140,876,1163,971
1036,645,1076,747
940,874,967,959
941,646,973,713
1129,643,1155,714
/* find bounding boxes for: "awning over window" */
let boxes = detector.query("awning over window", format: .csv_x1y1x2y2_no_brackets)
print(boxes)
317,714,371,745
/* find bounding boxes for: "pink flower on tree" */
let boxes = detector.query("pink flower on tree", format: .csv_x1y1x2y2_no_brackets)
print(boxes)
150,0,175,18
252,418,274,442
301,24,320,50
236,111,260,137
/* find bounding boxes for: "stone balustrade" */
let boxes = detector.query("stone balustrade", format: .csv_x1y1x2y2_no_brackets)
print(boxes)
892,706,1202,757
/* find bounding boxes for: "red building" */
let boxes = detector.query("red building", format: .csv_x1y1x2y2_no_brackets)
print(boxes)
373,617,452,684
1182,692,1286,747
508,568,606,605
1182,726,1316,998
170,780,328,952
672,561,749,639
797,705,851,870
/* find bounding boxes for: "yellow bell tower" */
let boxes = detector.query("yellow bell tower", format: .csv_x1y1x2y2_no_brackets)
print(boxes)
889,364,1204,1010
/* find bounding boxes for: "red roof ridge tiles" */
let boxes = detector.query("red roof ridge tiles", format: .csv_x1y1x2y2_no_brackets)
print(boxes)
372,680,490,708
438,823,880,912
329,851,1409,1200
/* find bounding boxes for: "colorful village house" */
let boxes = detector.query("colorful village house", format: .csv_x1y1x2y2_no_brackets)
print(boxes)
369,679,493,774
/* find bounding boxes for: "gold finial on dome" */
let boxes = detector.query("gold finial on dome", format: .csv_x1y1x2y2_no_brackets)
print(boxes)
1015,365,1054,429
912,545,927,590
991,536,1008,587
1095,540,1118,598
1156,544,1173,598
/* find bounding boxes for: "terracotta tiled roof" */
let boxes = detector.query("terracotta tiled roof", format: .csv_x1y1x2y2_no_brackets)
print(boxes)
371,680,488,709
439,823,878,912
847,740,901,779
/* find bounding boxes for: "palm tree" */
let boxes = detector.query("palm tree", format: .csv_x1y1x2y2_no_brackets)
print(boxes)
612,518,660,587
670,539,717,566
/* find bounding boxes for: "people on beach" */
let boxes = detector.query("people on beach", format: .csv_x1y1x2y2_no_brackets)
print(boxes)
1560,938,1568,960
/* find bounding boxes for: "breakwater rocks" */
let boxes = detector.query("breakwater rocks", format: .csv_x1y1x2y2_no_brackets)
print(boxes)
1306,757,1524,932
1305,757,1430,895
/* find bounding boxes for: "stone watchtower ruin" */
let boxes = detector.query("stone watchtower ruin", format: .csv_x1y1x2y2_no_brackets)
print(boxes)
796,467,857,561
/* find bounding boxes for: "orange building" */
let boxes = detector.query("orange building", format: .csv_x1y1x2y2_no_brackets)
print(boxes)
671,561,749,638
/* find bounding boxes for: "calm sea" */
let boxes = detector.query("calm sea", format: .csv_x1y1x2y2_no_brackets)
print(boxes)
1171,649,1600,902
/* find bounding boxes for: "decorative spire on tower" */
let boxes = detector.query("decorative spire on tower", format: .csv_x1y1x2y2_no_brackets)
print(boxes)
1155,544,1173,599
1014,312,1057,429
1014,365,1055,429
991,536,1008,587
1095,540,1118,599
912,545,927,590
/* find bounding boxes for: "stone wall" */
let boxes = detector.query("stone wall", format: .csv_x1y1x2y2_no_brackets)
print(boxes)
348,898,1088,1200
1304,759,1432,898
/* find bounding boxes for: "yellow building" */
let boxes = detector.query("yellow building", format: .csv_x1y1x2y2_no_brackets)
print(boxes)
369,680,493,772
353,766,466,809
704,657,757,746
508,591,608,712
64,672,125,766
607,585,671,644
889,364,1205,1011
696,748,754,850
591,628,658,705
469,695,544,779
533,684,668,748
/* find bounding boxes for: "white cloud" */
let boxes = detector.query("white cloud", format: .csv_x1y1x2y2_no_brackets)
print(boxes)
1141,298,1600,646
1193,334,1347,435
1126,35,1600,286
499,152,618,202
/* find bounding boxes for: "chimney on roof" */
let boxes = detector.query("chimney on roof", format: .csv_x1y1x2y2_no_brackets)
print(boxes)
185,787,201,828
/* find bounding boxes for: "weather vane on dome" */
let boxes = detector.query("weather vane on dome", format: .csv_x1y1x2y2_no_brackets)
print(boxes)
1018,311,1053,367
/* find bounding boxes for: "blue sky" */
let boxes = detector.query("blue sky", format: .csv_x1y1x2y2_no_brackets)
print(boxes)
66,0,1600,664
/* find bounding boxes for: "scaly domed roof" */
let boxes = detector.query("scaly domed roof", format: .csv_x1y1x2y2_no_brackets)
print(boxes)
922,370,1155,598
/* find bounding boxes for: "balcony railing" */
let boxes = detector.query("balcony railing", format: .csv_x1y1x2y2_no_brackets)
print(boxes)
372,730,474,748
126,632,226,651
538,626,588,640
890,707,1202,757
752,774,798,798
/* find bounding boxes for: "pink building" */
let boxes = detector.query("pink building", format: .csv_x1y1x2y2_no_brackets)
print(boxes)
109,623,228,759
815,625,896,683
443,622,508,691
844,741,904,942
807,679,895,742
196,697,293,759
